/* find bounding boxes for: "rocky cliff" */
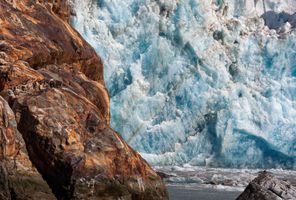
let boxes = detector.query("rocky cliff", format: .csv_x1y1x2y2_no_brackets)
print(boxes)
0,0,168,199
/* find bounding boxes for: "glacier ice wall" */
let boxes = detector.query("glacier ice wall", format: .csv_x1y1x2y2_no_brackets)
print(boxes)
71,0,296,169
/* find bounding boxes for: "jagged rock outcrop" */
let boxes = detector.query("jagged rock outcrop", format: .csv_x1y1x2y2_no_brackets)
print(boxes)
236,171,296,200
0,0,168,199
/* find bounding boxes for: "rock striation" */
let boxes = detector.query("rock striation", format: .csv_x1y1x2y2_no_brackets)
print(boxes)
237,171,296,200
0,0,168,199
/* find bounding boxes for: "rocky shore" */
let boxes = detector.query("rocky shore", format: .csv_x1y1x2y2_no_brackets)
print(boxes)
237,171,296,200
0,0,168,199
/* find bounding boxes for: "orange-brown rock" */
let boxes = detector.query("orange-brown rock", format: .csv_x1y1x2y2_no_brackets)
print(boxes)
0,96,55,200
0,0,103,82
0,0,168,199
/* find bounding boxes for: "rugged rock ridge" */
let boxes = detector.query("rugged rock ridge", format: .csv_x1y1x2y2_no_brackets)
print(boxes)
0,0,168,199
237,171,296,200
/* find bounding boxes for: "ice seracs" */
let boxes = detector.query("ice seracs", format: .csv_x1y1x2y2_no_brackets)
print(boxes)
72,0,296,169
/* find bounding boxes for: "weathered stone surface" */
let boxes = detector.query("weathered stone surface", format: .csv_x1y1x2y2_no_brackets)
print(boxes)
0,0,168,199
0,96,55,200
237,171,296,200
0,0,103,82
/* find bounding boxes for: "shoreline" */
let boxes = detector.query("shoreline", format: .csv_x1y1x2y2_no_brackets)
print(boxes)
158,166,296,199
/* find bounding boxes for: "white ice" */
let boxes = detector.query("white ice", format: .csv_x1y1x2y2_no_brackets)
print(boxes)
71,0,296,169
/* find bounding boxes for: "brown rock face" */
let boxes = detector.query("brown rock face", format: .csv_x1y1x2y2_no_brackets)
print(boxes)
236,171,296,200
0,0,103,82
0,0,168,199
0,96,55,200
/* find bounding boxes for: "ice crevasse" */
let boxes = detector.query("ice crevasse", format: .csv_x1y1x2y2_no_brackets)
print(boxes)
71,0,296,169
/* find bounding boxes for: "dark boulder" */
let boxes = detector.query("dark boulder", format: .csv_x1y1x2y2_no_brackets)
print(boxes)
237,171,296,200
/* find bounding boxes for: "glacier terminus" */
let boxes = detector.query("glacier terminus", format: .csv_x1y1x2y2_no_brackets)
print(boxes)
71,0,296,169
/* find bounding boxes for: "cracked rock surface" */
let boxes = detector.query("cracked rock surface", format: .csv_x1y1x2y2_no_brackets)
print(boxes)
237,171,296,200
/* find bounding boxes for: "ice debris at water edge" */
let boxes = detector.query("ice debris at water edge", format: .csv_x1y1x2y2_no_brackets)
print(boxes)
71,0,296,169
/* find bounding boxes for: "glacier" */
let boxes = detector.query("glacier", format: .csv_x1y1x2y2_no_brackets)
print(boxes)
71,0,296,169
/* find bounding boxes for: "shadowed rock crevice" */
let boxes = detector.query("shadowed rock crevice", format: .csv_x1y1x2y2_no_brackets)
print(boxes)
0,96,56,200
16,106,74,199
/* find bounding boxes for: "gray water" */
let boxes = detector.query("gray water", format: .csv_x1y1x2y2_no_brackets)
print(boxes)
167,185,241,200
159,166,296,200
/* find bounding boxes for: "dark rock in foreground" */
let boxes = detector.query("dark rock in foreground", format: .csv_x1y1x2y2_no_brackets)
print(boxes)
237,171,296,200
